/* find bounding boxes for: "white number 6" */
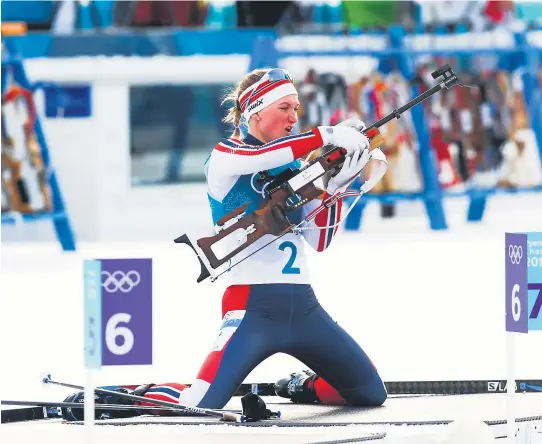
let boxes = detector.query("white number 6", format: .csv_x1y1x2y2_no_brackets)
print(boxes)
512,284,521,322
105,313,134,355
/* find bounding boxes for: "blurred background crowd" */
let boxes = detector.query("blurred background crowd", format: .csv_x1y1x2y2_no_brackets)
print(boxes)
2,1,542,220
3,1,542,33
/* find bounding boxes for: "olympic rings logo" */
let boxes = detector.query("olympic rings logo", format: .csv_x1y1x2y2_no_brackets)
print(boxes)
508,245,523,265
101,270,141,293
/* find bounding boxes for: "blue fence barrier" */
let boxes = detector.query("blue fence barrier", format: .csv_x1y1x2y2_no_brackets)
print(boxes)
1,40,76,250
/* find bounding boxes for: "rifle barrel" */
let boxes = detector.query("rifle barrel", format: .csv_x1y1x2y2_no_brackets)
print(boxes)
367,82,444,130
366,65,460,131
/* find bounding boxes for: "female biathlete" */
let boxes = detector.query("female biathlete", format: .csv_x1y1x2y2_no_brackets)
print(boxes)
61,68,387,421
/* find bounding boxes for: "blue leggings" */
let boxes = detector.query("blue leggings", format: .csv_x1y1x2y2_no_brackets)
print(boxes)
186,283,387,408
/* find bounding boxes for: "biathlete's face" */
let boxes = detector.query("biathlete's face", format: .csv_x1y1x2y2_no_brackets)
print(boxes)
253,94,299,142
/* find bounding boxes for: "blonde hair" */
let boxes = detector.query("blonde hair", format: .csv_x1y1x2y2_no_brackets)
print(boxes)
222,68,270,138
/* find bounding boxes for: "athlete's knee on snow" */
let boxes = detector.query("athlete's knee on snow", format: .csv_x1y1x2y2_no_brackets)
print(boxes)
345,376,387,407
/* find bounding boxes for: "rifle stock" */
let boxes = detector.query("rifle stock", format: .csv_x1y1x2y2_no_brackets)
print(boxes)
173,234,211,283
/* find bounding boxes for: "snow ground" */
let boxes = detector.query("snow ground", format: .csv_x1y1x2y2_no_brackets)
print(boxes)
1,193,541,443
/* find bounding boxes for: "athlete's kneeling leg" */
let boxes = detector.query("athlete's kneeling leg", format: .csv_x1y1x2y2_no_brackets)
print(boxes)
177,285,280,409
282,288,387,407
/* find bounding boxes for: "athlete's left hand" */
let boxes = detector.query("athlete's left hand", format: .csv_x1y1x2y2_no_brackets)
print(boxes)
327,147,370,195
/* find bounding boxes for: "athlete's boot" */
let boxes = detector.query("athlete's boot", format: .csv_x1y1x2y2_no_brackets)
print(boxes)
274,369,318,403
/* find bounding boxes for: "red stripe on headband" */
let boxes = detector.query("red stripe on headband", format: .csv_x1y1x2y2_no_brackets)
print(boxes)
238,79,273,105
248,79,291,104
240,79,292,112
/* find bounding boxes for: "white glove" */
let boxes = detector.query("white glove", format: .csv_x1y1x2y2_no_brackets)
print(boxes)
317,125,370,156
336,117,367,132
327,147,371,195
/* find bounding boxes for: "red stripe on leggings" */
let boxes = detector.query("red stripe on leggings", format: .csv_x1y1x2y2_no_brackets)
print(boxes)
196,336,234,383
195,285,251,384
313,377,347,405
140,383,188,407
222,285,250,316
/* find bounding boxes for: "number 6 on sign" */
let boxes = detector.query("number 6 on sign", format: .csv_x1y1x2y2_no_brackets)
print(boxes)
101,259,153,366
505,233,528,333
105,313,135,356
84,258,153,368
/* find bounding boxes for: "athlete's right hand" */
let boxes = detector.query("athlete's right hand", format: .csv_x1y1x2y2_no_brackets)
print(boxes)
316,125,370,157
327,147,371,195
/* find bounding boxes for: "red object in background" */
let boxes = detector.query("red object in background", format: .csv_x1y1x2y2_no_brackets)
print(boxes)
484,0,514,24
329,108,347,126
430,128,462,188
304,69,318,85
3,85,37,135
132,0,202,27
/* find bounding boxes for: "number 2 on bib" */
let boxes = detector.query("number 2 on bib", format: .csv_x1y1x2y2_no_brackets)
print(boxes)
279,241,300,274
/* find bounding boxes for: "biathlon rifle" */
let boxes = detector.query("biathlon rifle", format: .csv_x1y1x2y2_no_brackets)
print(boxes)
175,65,462,283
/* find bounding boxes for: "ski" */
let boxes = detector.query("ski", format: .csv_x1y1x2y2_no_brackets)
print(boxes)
230,379,542,397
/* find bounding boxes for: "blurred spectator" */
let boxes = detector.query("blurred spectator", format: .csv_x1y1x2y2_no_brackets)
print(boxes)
5,0,542,35
312,55,541,194
295,0,344,32
298,69,330,132
417,0,487,31
319,71,349,117
497,128,542,187
353,70,422,216
415,0,540,31
113,1,206,28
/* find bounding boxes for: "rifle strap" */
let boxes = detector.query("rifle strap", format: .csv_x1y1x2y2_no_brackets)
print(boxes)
294,148,388,232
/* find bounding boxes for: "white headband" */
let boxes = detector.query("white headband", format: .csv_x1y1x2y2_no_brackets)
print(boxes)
238,69,298,121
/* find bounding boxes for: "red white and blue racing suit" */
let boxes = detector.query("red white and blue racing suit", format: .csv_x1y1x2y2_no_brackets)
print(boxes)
98,129,387,411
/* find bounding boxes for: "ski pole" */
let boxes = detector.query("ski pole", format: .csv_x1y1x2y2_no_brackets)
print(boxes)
2,399,168,412
41,373,246,423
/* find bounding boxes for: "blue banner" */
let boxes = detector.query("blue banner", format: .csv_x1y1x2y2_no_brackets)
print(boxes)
84,260,102,369
528,232,542,331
